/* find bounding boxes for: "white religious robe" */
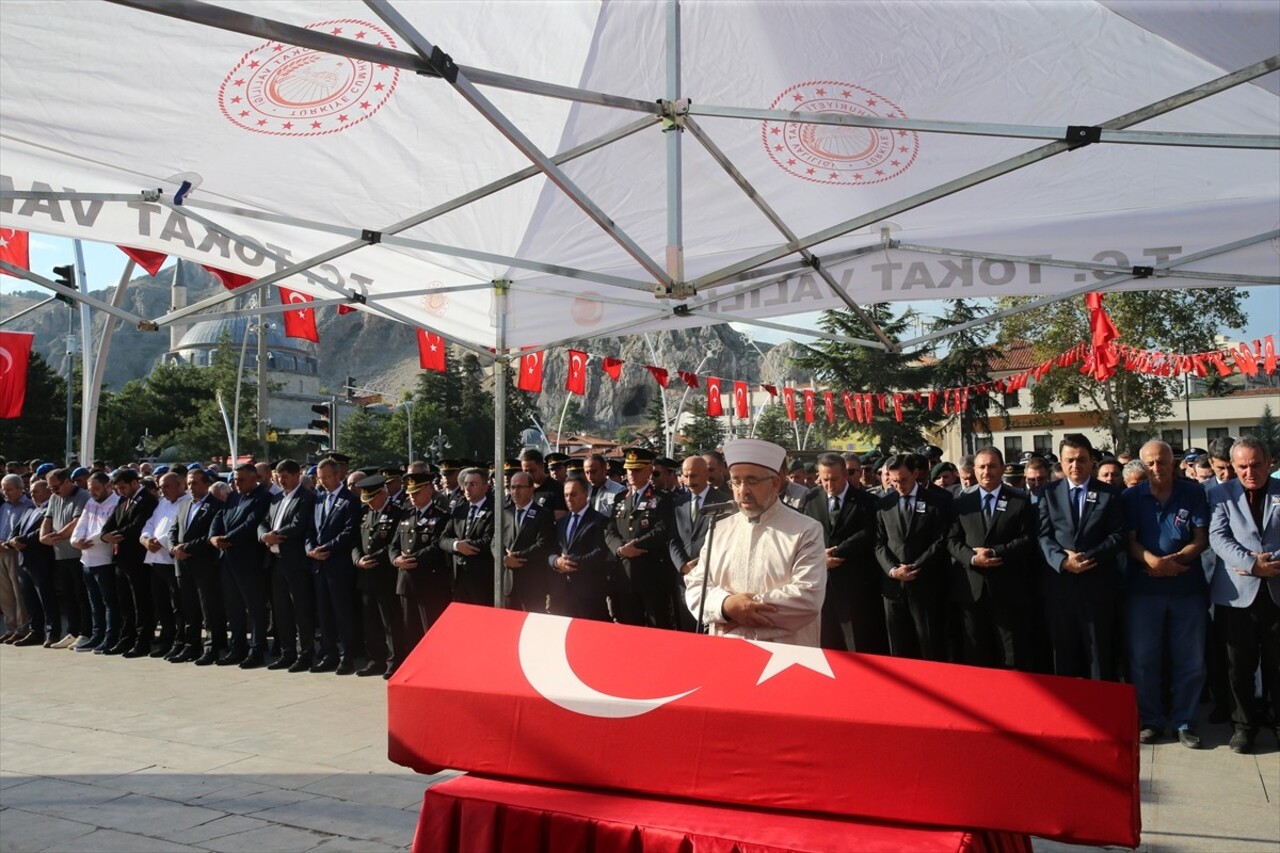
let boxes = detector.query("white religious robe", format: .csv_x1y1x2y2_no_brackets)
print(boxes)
685,499,827,647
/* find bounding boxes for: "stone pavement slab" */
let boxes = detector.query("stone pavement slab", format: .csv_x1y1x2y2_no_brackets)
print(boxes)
3,641,1278,853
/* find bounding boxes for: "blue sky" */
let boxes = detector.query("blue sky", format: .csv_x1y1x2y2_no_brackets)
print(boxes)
4,234,1277,350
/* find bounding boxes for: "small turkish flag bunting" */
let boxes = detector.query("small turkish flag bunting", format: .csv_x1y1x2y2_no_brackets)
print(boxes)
0,330,34,418
783,387,797,422
117,245,167,276
802,389,815,424
706,377,723,417
762,384,778,398
602,357,624,381
566,349,588,396
678,370,699,389
278,286,318,343
733,381,749,419
823,391,835,424
518,351,545,393
417,329,446,372
0,228,30,277
204,265,254,290
645,365,669,388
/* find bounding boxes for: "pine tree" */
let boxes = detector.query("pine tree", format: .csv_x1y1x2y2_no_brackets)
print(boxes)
928,299,1006,455
792,304,938,455
1254,404,1280,460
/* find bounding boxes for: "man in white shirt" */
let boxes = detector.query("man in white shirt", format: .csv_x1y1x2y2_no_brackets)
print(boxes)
70,472,120,653
141,472,185,660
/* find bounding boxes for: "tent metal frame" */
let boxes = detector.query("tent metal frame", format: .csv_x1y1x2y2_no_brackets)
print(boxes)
6,1,1277,608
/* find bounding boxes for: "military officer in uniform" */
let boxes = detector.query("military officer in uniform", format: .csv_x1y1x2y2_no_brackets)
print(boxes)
351,475,405,679
545,453,570,486
605,448,675,628
391,472,454,648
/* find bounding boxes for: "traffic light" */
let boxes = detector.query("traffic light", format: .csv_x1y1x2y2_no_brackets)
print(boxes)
52,264,76,305
344,376,357,401
309,402,334,450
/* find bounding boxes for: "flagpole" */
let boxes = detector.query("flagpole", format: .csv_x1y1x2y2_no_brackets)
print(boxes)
492,280,510,609
73,240,93,465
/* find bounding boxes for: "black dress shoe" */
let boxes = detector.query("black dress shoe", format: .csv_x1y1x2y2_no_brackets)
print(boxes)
239,653,266,669
216,650,247,666
163,644,186,661
382,666,398,681
170,647,200,663
287,656,313,674
194,650,220,666
1176,729,1201,749
123,645,152,659
1138,727,1161,745
42,638,56,648
149,645,169,658
1229,729,1255,754
356,662,386,677
267,655,296,671
14,633,44,647
310,655,339,673
335,657,357,676
103,640,133,656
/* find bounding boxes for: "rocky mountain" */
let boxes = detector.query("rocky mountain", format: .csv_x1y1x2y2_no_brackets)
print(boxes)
4,263,805,428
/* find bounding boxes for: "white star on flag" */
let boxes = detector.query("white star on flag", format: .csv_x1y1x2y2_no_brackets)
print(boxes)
745,639,835,684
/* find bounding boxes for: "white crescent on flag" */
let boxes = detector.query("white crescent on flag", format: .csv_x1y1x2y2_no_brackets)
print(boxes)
286,289,310,318
0,347,11,376
570,352,584,375
518,613,697,718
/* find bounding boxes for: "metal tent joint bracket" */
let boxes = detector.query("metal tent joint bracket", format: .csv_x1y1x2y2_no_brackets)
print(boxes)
141,188,163,202
1065,125,1102,150
659,98,690,132
361,229,383,244
414,44,458,83
672,304,692,317
1132,265,1155,279
492,278,511,295
136,320,160,332
347,291,367,305
661,279,697,300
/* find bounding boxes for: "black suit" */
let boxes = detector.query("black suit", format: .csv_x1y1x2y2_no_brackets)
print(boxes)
102,489,159,649
605,483,674,627
390,500,452,647
1037,477,1127,680
13,504,56,640
947,485,1038,670
806,485,887,654
548,508,612,621
504,502,555,612
211,484,272,656
308,486,359,661
875,484,955,661
440,498,496,606
261,487,317,661
172,494,225,654
667,486,731,631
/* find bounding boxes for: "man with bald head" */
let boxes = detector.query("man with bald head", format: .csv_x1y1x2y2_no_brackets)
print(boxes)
1123,440,1210,747
685,439,826,646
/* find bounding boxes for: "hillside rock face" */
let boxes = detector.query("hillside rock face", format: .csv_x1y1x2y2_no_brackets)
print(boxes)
7,262,797,428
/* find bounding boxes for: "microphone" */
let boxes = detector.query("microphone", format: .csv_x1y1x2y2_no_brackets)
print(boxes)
698,500,738,517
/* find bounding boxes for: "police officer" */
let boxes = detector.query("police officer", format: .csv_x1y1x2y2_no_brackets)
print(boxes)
391,471,453,647
605,448,674,628
351,475,404,679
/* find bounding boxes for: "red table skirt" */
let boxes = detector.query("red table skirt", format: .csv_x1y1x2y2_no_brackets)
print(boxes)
415,775,1033,853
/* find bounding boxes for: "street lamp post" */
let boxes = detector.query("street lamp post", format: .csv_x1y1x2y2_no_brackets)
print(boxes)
403,399,415,461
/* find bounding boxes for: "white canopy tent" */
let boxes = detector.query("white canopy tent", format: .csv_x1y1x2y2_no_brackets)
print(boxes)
3,0,1277,604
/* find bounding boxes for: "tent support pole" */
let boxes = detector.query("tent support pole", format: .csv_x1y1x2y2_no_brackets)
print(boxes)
690,54,1280,291
0,295,58,327
899,228,1280,349
0,261,151,328
664,0,686,297
82,259,137,465
492,280,511,608
365,0,674,291
684,116,896,350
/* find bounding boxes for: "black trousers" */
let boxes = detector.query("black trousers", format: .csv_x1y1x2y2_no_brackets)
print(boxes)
884,589,947,662
822,568,889,654
1218,591,1280,733
360,565,405,668
178,560,224,653
19,561,58,640
271,560,316,660
222,560,269,656
315,562,356,659
1047,574,1119,681
401,569,452,651
960,590,1034,671
149,563,181,646
116,561,152,647
54,557,89,638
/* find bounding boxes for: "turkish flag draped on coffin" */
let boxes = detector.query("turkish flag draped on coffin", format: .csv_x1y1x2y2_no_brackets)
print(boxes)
0,331,35,418
277,286,319,342
416,330,446,372
388,605,1139,848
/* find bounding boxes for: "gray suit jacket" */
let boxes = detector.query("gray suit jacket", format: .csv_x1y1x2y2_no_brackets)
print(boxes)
1208,478,1280,608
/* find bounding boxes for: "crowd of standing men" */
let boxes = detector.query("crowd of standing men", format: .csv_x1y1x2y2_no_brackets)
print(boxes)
1,431,1277,753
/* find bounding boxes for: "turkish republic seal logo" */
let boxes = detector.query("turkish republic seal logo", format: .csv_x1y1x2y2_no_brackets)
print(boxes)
218,19,400,137
763,81,919,186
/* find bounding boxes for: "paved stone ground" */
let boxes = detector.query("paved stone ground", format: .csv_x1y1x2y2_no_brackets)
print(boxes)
2,642,1277,852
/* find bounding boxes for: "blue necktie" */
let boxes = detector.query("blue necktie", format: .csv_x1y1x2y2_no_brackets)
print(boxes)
1070,487,1082,527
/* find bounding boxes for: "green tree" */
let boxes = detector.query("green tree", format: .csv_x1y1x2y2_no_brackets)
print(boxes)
752,401,797,448
928,299,1007,455
0,352,69,461
996,289,1246,454
793,304,938,454
680,398,724,453
338,405,399,464
1254,404,1280,460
